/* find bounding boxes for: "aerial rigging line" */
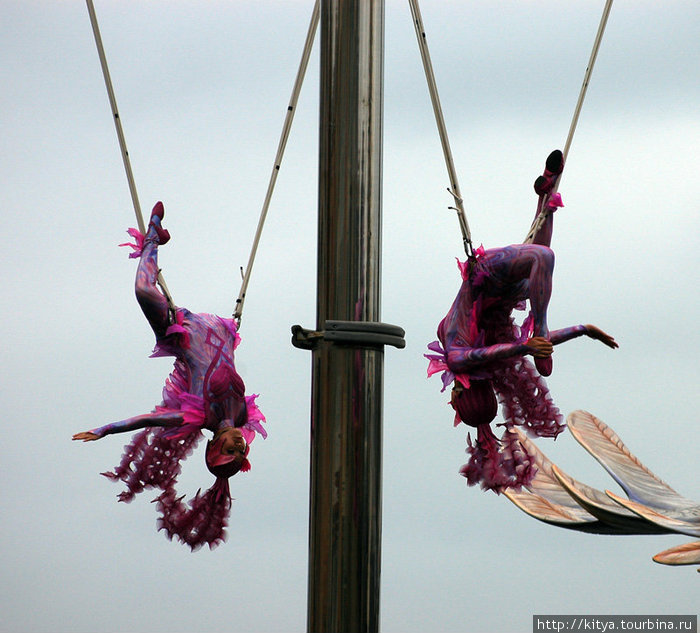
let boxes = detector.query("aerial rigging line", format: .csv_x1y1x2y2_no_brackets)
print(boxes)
233,0,320,325
524,0,614,244
408,0,474,258
85,0,175,311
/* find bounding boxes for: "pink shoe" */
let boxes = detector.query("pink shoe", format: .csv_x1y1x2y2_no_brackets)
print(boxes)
151,201,165,221
545,149,564,176
148,202,170,244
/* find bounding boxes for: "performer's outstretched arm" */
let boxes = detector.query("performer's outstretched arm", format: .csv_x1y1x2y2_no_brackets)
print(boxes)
550,324,618,349
445,324,616,374
446,338,547,373
72,410,184,441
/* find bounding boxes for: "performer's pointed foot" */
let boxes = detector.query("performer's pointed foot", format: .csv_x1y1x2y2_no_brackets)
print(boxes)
545,149,564,176
151,201,165,221
534,150,564,195
535,356,553,377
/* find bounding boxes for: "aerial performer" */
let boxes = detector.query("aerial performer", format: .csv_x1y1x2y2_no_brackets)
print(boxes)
73,202,266,550
425,150,617,493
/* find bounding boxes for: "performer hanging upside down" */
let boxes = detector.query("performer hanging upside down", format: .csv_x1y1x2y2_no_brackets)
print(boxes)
73,202,266,550
426,150,617,493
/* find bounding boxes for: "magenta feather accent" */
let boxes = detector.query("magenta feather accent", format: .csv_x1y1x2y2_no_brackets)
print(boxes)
243,393,267,442
163,310,191,350
457,257,470,281
425,357,448,378
456,246,486,281
165,322,187,337
424,340,456,392
426,340,444,355
547,192,564,209
119,227,145,258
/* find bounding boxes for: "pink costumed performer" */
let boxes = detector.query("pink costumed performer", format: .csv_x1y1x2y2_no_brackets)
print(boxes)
73,202,266,550
426,151,617,493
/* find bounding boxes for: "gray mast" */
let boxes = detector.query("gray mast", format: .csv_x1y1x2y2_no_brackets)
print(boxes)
292,1,403,631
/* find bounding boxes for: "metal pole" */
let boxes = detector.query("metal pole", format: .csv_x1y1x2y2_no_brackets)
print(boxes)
307,1,385,631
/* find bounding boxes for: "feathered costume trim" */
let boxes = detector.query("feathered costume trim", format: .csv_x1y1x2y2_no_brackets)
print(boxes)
119,227,145,259
154,480,232,551
460,426,537,492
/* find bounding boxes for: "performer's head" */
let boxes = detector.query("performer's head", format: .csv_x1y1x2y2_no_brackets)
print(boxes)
206,426,250,477
450,379,498,428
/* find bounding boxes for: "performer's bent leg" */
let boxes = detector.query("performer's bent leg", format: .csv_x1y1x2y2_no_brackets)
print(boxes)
135,203,170,338
525,246,554,338
485,244,554,338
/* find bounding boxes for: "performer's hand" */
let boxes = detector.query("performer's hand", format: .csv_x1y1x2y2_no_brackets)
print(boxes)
525,336,553,358
72,431,101,442
585,325,618,349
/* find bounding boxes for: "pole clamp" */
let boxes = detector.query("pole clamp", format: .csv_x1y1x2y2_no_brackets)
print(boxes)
291,320,405,350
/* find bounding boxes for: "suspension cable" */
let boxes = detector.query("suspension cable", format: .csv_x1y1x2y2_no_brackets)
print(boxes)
408,0,474,258
86,0,175,310
524,0,614,244
233,0,320,325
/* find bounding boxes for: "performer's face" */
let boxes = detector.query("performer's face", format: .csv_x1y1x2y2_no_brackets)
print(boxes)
219,427,247,458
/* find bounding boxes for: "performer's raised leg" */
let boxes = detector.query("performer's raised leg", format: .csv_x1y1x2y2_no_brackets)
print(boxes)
483,243,555,375
532,150,564,247
135,202,171,338
485,244,554,339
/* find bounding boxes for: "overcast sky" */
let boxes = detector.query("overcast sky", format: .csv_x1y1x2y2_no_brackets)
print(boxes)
2,1,698,632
